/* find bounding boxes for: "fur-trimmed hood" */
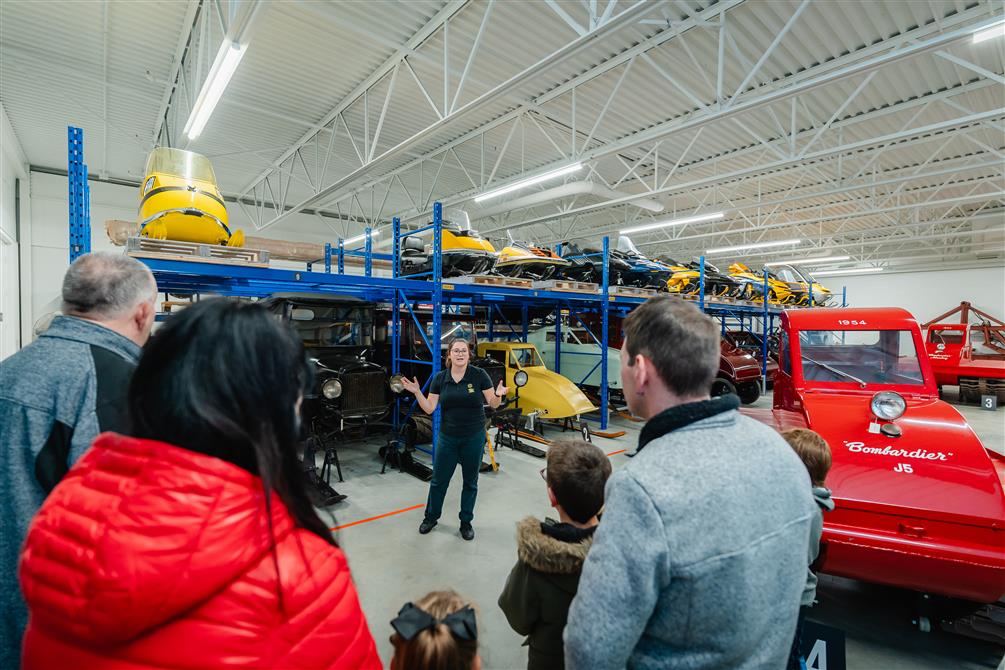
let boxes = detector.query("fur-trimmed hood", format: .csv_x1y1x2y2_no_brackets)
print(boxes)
515,516,593,576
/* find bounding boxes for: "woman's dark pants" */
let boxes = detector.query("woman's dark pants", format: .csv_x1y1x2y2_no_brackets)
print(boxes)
424,430,485,524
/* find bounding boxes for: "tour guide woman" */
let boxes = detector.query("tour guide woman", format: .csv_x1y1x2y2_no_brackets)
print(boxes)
401,338,507,541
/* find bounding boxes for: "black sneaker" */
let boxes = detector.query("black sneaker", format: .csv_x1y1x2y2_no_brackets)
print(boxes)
460,523,474,541
418,519,437,535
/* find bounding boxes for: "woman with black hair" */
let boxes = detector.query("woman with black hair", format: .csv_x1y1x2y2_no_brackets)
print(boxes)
401,337,507,541
18,299,381,669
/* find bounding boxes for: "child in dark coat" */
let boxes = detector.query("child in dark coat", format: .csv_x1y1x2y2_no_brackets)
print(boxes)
782,428,835,670
498,439,612,670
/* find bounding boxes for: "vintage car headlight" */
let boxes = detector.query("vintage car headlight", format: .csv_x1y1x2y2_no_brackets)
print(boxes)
514,370,529,388
871,391,906,421
322,378,343,400
389,374,405,394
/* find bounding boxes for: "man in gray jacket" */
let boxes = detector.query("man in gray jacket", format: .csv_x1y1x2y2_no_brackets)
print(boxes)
0,252,156,668
564,296,817,670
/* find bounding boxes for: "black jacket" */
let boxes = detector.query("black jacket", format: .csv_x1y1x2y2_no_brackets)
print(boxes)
498,516,595,670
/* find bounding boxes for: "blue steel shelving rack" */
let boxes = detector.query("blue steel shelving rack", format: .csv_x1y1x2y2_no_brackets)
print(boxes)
67,122,811,445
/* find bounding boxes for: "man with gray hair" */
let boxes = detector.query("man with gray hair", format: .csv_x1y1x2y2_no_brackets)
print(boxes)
564,296,817,670
0,252,156,667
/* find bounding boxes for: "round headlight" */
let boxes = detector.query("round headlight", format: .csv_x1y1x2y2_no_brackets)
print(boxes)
870,391,906,421
389,374,405,394
322,378,343,400
514,370,529,388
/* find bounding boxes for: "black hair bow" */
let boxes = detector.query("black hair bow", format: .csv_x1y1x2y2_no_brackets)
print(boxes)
391,602,477,641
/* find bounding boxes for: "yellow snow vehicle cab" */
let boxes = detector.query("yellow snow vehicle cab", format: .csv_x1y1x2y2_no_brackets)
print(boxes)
476,341,596,419
728,262,796,304
138,147,243,247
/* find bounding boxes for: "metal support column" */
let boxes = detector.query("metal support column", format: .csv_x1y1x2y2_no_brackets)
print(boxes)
68,126,90,262
761,269,770,393
600,236,610,430
324,243,332,273
553,305,562,373
338,240,345,274
365,227,373,277
430,203,444,454
698,255,706,312
392,217,402,431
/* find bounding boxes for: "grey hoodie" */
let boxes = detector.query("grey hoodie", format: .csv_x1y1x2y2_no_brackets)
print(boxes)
0,316,140,669
564,396,817,670
803,486,835,606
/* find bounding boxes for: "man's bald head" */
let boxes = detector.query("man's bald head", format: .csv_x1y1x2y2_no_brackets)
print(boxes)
61,253,156,319
61,253,157,346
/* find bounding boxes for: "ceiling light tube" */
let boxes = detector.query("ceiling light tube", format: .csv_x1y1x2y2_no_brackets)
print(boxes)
184,41,247,140
811,267,884,277
620,211,724,235
344,229,381,246
973,20,1005,43
474,163,583,202
706,239,801,255
765,255,851,266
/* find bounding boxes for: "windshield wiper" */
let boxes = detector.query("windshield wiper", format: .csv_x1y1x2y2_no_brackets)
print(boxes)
802,355,867,388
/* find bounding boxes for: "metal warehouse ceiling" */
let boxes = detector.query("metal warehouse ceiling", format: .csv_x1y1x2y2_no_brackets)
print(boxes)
1,0,1002,274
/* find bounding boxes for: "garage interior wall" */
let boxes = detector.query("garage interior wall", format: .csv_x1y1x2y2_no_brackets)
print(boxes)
1,103,29,360
834,267,1005,325
25,171,359,337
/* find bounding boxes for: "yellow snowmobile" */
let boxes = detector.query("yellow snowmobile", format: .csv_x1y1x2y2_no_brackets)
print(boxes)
728,262,796,304
476,341,596,419
495,240,571,280
771,264,833,306
399,222,497,277
138,147,243,247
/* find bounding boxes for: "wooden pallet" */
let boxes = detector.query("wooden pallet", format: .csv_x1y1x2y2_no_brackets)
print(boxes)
610,286,658,298
448,274,533,289
531,278,599,294
126,236,270,267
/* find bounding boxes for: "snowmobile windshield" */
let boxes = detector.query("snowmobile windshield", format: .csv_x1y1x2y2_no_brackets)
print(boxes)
145,147,217,183
798,330,925,386
616,236,643,255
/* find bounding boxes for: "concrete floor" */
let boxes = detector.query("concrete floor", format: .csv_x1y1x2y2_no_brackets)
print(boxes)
317,391,1005,669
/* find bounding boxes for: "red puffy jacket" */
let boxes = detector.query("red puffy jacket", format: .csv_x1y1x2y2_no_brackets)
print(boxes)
19,433,382,669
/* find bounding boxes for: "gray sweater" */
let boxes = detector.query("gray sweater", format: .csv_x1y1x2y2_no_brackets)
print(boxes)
0,316,140,669
564,396,817,670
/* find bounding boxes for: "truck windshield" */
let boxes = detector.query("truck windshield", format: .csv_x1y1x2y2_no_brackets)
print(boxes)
511,348,544,368
799,330,924,385
289,304,371,347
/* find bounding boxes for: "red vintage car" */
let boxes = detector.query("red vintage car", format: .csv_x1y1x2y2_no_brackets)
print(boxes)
744,308,1005,615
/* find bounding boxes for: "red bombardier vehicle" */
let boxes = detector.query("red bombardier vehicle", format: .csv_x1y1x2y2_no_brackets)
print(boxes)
922,301,1005,404
743,307,1005,638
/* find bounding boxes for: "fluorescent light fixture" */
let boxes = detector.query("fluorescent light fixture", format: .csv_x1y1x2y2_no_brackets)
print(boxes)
184,41,247,140
620,211,724,235
765,255,850,266
811,267,884,277
706,239,801,255
344,229,381,246
973,20,1005,43
474,163,582,202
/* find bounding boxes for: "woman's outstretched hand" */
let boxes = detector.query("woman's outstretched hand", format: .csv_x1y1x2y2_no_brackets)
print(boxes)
401,376,421,394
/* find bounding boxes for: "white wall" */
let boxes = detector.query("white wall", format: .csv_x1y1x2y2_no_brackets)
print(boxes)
830,266,1005,324
0,103,30,360
24,172,358,337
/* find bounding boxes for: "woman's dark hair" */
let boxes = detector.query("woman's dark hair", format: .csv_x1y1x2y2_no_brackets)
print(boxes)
128,298,335,546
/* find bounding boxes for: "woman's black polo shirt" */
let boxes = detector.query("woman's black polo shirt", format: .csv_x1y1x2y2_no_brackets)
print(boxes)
430,365,493,437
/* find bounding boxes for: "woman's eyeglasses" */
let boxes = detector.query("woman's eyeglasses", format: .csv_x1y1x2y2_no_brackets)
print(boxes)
450,349,469,354
539,467,547,482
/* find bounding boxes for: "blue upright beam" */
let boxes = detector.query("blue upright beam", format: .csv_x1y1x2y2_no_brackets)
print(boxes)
67,126,90,262
430,203,443,454
600,237,610,430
